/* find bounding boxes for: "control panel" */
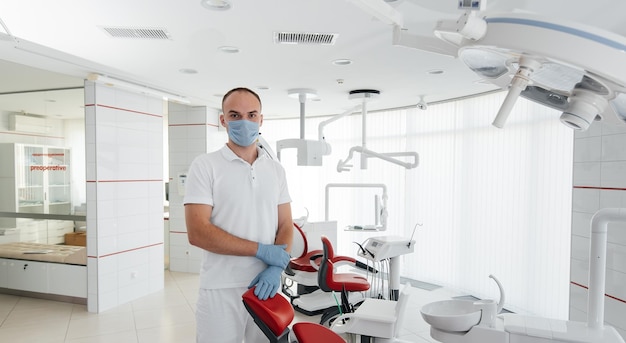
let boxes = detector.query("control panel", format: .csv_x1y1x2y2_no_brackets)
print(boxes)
357,235,415,261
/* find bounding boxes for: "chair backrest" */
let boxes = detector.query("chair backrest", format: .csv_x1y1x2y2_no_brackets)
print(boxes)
321,235,335,260
242,287,294,342
291,222,308,259
317,235,335,292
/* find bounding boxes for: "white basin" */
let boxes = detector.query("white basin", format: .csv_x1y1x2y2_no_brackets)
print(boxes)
420,300,481,332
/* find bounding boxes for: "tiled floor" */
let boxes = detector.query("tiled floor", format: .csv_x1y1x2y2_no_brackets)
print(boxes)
0,270,464,343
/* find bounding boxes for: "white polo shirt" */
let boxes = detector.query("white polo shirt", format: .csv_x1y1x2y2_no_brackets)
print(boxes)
184,144,291,289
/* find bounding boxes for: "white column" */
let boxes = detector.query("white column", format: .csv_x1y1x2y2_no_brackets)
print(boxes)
84,80,165,313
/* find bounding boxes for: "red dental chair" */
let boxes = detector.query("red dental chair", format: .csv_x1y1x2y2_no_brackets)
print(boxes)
318,235,370,326
242,287,346,343
283,223,368,316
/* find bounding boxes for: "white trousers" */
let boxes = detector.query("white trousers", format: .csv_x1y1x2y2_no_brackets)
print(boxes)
196,287,267,343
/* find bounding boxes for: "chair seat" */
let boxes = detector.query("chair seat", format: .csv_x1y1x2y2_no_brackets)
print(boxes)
289,250,322,273
330,273,370,292
293,322,346,343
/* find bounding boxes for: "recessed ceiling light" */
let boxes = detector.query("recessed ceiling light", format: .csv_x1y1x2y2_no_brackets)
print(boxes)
219,46,240,53
257,86,270,90
200,0,232,11
332,59,352,66
179,68,198,74
427,69,444,75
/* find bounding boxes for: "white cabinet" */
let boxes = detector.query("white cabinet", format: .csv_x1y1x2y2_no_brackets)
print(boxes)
0,144,73,244
0,258,86,298
46,220,75,244
0,143,72,224
169,232,202,273
49,263,87,297
0,259,8,288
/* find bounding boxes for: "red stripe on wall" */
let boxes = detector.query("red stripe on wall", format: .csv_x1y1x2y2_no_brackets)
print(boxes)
86,179,163,183
570,281,626,304
573,186,626,191
85,103,163,118
0,131,65,139
169,123,219,127
87,242,163,259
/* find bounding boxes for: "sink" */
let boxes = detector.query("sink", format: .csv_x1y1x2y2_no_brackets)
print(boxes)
420,300,482,332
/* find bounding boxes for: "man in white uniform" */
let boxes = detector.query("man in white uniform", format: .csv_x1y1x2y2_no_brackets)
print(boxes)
184,87,293,343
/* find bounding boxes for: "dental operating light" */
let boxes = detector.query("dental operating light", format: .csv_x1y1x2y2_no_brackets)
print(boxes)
432,12,626,131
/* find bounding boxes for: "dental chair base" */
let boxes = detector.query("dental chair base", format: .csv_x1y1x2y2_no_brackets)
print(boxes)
330,284,411,343
430,314,625,343
291,289,365,316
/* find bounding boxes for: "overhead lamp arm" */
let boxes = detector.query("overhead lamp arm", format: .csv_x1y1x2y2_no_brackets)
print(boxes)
337,145,419,172
318,104,361,141
0,16,17,43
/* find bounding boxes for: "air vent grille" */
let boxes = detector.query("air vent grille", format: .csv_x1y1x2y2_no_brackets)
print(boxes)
274,32,338,45
101,27,171,39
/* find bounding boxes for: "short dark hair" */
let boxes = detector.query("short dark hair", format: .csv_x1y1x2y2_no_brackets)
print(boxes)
222,87,262,112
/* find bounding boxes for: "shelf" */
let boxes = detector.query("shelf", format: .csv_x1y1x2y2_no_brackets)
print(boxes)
18,203,44,207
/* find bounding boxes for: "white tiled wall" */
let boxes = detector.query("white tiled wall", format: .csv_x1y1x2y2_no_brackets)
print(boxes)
84,81,165,313
571,120,626,339
167,102,220,273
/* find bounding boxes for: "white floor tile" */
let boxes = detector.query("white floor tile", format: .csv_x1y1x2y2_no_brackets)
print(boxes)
0,269,459,343
64,330,139,343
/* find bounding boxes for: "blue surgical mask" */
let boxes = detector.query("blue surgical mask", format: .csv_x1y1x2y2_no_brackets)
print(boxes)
227,120,259,147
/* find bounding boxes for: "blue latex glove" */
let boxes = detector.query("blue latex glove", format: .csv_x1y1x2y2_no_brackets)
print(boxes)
255,243,290,269
248,266,283,300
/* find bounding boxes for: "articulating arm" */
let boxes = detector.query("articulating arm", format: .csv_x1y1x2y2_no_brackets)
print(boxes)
337,145,419,172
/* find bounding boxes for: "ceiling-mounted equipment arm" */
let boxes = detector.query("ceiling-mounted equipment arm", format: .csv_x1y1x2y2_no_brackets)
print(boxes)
318,104,361,142
276,88,333,166
276,138,331,166
337,145,419,172
392,25,459,58
344,0,404,27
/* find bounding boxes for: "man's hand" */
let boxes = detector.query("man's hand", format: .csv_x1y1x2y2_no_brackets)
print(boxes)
248,266,283,300
255,243,290,269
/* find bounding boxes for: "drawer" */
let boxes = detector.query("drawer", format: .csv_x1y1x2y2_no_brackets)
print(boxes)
47,225,73,238
48,235,66,245
47,220,74,230
7,260,48,293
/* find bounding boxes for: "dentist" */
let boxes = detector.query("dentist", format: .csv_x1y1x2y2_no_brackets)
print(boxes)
184,87,293,343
